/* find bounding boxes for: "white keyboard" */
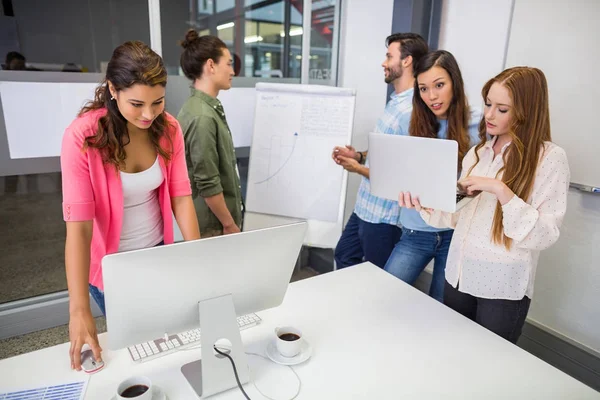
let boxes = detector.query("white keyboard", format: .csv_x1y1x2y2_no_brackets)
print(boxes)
127,313,262,363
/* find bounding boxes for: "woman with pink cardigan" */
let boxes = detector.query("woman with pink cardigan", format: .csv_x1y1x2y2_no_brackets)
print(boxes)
60,41,200,370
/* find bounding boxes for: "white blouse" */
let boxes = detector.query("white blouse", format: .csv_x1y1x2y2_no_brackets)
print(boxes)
422,138,570,300
119,157,165,252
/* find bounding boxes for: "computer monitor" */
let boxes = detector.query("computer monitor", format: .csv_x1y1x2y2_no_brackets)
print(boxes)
102,221,307,397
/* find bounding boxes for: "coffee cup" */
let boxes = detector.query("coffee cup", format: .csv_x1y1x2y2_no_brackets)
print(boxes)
275,326,303,357
116,376,153,400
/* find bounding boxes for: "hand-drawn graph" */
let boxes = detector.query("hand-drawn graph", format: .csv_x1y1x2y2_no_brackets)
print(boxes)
254,132,298,185
246,86,355,223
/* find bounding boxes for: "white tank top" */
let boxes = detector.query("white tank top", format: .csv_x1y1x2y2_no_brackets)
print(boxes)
118,157,164,252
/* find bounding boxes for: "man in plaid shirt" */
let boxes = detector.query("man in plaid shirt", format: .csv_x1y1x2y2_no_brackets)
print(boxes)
332,33,428,269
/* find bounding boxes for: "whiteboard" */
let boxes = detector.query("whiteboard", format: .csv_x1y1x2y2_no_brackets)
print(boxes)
218,87,255,148
0,81,97,159
505,0,600,187
244,83,356,248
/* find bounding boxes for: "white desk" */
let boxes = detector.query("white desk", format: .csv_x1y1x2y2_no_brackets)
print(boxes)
0,263,598,399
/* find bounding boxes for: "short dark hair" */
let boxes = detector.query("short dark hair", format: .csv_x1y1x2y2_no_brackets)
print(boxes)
180,29,228,81
385,33,429,66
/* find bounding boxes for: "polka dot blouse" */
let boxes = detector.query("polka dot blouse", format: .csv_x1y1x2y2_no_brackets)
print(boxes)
421,139,570,300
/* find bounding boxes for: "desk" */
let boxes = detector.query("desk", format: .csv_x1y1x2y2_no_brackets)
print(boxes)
1,263,598,399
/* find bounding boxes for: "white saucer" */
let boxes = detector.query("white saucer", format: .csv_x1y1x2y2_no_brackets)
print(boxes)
266,340,312,366
111,385,167,400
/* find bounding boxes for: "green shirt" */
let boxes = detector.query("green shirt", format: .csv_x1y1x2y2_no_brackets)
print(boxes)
177,88,243,234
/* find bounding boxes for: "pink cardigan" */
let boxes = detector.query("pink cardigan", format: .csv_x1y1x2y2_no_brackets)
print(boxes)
60,108,192,290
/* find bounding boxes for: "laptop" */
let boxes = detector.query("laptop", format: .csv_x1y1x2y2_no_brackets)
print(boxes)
368,133,473,213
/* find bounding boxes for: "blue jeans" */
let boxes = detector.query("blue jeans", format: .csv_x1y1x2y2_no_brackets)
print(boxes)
384,227,453,302
334,212,402,269
88,240,164,316
89,283,106,316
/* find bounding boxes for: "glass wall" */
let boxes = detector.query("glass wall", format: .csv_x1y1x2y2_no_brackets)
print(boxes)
0,0,339,328
309,0,337,83
1,0,150,73
0,0,151,305
160,0,339,83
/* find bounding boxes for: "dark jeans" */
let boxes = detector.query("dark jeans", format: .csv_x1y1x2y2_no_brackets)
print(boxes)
334,212,402,269
88,283,106,316
384,228,453,302
88,240,164,316
444,281,531,344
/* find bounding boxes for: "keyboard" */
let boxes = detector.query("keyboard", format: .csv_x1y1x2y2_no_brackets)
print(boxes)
127,313,262,363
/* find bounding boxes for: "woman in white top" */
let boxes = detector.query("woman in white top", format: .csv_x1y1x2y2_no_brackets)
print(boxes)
398,67,570,343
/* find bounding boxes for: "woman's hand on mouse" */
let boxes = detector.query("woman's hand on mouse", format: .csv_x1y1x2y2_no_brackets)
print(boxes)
69,310,102,371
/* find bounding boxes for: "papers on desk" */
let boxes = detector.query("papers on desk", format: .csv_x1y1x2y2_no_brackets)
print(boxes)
0,380,88,400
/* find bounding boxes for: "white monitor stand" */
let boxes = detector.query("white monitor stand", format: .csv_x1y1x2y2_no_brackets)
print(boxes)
102,222,308,398
181,294,249,397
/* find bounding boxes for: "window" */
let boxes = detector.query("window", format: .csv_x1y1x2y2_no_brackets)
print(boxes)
0,0,152,308
160,0,340,82
309,0,338,84
3,0,150,73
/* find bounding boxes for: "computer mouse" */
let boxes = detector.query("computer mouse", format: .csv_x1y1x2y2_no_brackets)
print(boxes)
80,349,105,374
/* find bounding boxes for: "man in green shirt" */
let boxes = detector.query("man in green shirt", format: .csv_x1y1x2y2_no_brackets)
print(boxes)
177,31,243,237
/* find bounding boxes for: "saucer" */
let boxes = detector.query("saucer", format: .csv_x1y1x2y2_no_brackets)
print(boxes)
111,385,167,400
266,340,312,366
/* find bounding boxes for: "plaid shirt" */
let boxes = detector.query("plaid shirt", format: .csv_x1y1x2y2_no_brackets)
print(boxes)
354,88,413,225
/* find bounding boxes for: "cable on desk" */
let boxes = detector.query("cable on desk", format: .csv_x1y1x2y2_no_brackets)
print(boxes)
193,346,302,400
214,346,252,400
246,352,302,400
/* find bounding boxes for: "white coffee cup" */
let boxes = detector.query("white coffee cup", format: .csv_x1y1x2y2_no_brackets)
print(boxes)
116,376,153,400
275,326,303,358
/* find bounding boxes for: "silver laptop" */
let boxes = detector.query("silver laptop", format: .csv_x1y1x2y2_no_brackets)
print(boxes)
368,132,461,212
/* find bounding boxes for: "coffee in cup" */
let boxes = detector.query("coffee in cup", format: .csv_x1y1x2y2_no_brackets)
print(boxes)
275,326,303,357
116,376,153,400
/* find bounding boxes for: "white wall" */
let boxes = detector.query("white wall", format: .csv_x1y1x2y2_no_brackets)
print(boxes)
338,0,394,222
531,191,600,353
438,0,514,109
438,0,600,354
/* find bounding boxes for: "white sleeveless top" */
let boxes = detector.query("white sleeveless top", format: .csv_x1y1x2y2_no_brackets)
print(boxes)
118,157,164,252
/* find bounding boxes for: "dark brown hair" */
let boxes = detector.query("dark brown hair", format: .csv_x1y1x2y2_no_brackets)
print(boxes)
468,67,552,249
79,41,171,170
180,29,228,81
409,50,472,165
385,33,429,67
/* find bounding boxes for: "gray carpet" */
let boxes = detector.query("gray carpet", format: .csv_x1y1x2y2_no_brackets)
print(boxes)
0,188,66,304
